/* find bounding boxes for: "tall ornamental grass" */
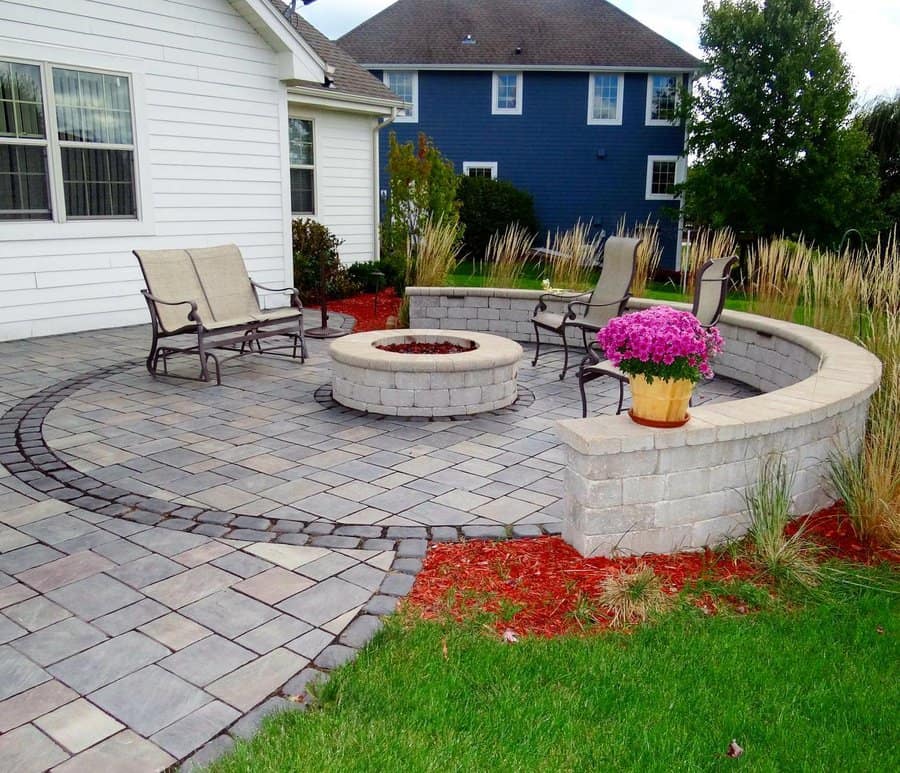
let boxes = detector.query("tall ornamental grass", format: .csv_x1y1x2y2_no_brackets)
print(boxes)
746,237,812,321
680,227,736,295
545,220,599,291
485,223,535,288
823,229,899,547
407,217,462,287
745,454,822,589
616,215,662,298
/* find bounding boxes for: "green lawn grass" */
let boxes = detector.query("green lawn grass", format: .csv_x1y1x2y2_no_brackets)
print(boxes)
211,568,898,772
445,261,753,312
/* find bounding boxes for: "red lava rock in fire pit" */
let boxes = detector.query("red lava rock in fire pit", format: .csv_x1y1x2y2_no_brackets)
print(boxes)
376,341,476,355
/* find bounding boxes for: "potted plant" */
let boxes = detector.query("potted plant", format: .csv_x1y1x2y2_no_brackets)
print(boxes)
596,306,724,427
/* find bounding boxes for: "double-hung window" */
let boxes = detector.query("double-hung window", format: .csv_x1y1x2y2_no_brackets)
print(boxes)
1,61,51,220
383,71,418,122
492,72,522,115
0,58,137,222
646,74,680,125
288,118,315,215
587,73,623,125
646,156,682,200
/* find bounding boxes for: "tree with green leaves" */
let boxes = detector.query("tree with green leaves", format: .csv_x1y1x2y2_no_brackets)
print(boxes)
381,132,460,259
856,94,900,227
682,0,884,245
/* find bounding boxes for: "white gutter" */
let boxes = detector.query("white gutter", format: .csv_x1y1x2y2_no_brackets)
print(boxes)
372,107,399,261
287,84,403,113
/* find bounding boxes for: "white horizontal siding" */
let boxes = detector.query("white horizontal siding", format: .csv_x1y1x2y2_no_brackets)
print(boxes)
291,106,378,265
0,0,297,339
1,0,383,340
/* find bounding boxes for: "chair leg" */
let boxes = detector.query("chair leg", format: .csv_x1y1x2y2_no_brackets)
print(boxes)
559,332,570,380
197,332,210,382
146,334,159,377
531,323,541,367
579,375,589,418
616,379,625,415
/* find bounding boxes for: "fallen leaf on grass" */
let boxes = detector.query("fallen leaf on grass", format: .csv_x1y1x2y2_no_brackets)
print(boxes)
727,740,744,758
876,626,885,635
441,637,448,660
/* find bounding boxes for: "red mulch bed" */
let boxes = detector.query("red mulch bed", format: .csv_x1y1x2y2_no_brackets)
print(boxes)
406,504,897,639
786,503,899,565
376,341,475,355
311,289,401,332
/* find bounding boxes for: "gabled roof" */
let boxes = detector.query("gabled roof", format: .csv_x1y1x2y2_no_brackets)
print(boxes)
339,0,701,71
267,0,402,104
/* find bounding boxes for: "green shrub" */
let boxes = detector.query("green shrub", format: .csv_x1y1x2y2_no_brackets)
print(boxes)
457,176,539,259
291,218,360,304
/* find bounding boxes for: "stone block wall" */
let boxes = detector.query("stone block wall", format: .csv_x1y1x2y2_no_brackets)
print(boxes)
407,287,882,556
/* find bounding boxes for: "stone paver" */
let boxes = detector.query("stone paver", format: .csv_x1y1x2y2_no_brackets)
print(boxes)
34,697,124,753
0,324,754,769
0,722,68,772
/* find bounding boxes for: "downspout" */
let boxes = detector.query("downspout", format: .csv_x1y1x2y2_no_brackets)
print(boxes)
372,107,398,261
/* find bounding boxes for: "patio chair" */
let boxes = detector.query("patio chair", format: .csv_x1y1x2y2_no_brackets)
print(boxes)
577,255,739,417
134,245,306,384
531,236,640,380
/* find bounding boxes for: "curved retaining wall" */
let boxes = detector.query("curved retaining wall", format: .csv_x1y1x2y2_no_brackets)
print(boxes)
408,287,882,556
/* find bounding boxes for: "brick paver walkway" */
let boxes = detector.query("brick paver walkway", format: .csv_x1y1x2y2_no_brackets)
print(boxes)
0,323,755,771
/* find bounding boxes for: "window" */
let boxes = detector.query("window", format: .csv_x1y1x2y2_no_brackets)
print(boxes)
1,62,50,220
492,72,522,115
646,74,680,125
288,118,314,214
462,162,497,179
0,58,137,222
646,156,682,200
587,73,623,125
383,71,417,122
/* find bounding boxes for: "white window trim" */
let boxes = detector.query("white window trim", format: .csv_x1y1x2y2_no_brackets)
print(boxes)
492,71,523,115
0,42,153,242
587,73,624,125
645,73,681,126
382,70,418,122
288,115,317,216
462,162,498,179
645,155,683,200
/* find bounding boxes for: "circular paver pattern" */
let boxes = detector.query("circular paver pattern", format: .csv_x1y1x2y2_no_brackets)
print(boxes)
0,332,759,547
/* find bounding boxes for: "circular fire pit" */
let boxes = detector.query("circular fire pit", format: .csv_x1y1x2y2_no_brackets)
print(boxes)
329,329,523,416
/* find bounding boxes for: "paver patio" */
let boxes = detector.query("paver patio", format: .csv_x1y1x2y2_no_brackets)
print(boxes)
0,321,754,770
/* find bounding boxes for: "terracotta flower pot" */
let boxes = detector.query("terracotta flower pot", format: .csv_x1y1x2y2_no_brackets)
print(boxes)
628,374,693,428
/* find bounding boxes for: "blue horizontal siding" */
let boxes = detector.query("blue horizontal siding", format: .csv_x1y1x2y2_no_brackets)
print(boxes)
375,69,687,268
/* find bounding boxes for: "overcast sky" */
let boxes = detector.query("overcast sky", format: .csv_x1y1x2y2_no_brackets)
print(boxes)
300,0,899,103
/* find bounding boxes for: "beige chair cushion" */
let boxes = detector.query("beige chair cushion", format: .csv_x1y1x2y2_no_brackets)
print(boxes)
134,248,213,333
584,359,627,381
252,307,302,323
188,245,261,323
582,236,640,327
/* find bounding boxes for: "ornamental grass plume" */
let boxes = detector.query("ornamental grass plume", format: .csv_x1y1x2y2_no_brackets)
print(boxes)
596,306,724,384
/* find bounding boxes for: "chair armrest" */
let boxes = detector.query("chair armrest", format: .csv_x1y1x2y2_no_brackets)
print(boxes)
533,289,590,315
250,281,303,310
566,294,630,320
141,289,201,321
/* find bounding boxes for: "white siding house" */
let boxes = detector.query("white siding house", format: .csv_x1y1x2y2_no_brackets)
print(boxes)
0,0,401,340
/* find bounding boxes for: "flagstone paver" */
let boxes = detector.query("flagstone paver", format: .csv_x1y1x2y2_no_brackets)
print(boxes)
0,323,754,769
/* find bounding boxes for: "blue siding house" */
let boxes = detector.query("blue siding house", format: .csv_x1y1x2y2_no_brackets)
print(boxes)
338,0,701,268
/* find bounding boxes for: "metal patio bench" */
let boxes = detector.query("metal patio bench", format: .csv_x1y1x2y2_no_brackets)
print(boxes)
134,244,306,384
577,254,739,417
531,236,641,380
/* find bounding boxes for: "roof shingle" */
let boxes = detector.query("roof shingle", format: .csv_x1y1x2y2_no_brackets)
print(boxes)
338,0,701,70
